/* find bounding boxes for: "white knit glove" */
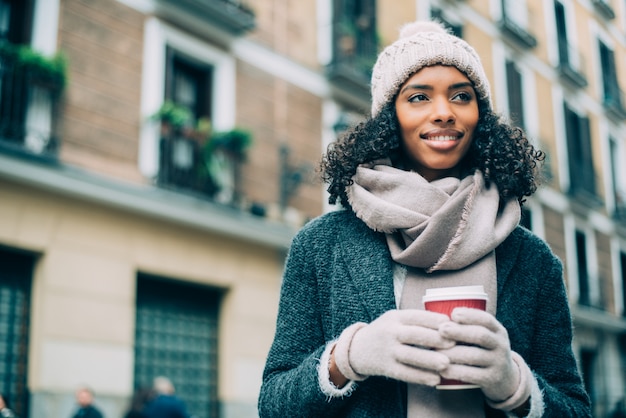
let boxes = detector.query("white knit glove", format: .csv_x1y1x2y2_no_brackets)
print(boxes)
333,309,454,386
438,308,533,410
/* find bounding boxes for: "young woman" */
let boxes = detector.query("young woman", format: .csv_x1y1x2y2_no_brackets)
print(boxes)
258,21,591,417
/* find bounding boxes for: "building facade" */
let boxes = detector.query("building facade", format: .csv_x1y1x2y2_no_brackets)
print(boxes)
0,0,624,417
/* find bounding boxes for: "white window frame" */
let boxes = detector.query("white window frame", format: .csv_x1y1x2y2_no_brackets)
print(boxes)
545,0,584,71
138,18,236,178
493,0,530,31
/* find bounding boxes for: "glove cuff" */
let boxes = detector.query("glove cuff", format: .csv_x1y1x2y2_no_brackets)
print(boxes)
486,351,534,411
334,322,369,382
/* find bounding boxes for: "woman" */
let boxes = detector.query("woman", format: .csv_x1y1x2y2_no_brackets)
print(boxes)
258,21,591,417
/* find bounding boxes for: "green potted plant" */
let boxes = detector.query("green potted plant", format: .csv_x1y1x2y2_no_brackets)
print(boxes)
202,128,253,205
0,41,68,94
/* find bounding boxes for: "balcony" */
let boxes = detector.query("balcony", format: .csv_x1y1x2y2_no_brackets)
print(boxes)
0,42,65,161
603,86,626,121
155,0,256,35
498,0,537,49
326,19,378,104
557,41,588,89
592,0,616,20
154,104,252,205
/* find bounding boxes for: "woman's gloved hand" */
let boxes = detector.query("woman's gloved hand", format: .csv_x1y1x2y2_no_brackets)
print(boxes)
333,309,454,386
437,308,533,409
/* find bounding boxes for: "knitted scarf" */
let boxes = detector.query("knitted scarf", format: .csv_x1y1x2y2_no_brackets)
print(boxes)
347,162,520,417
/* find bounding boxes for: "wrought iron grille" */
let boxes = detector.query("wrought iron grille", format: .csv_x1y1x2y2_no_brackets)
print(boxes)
134,274,221,418
0,249,33,418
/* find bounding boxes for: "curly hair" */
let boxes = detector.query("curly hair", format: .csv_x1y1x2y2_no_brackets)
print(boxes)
320,98,544,208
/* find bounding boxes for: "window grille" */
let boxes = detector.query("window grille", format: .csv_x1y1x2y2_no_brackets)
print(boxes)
0,249,33,418
134,274,221,418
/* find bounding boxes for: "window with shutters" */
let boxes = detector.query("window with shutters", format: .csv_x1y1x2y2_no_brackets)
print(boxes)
563,103,596,198
598,40,626,120
554,0,587,88
133,274,222,418
505,60,525,129
620,251,626,317
609,138,626,219
575,230,591,307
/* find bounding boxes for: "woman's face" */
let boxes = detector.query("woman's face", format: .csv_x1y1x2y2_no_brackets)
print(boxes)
394,65,479,181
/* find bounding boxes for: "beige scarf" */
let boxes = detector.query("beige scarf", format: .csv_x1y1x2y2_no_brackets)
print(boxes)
348,162,520,417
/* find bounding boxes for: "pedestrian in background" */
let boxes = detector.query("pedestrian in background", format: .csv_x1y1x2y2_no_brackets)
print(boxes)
71,386,104,418
123,387,153,418
259,20,591,417
143,376,189,418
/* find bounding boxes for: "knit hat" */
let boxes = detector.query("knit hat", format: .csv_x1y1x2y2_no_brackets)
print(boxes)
370,20,492,116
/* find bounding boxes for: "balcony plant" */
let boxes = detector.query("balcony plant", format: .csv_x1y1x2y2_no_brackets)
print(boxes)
0,41,68,94
152,101,253,202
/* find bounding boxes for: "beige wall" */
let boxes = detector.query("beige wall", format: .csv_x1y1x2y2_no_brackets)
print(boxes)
0,178,284,405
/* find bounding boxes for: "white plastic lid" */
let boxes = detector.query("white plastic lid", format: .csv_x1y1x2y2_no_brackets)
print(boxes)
422,285,488,303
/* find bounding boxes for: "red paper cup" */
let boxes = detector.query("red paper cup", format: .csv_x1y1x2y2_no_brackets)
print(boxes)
423,285,488,390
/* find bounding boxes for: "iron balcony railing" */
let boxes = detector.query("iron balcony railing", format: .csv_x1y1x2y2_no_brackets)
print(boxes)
0,42,64,160
557,40,588,88
603,85,626,120
326,18,378,101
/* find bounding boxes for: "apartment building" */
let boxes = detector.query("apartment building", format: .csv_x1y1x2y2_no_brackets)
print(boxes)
0,0,624,417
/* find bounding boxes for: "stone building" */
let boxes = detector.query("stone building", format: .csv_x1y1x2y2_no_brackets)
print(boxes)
0,0,624,417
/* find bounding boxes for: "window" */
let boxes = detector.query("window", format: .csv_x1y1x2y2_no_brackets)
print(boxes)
499,0,537,48
619,251,626,318
430,8,463,38
165,48,213,126
140,20,236,200
520,207,532,230
134,274,221,418
157,48,216,194
598,40,625,118
554,0,587,87
329,0,378,83
0,249,33,418
575,230,591,306
0,0,60,156
0,0,32,44
0,0,32,147
563,103,595,197
609,138,625,218
506,60,525,129
580,348,597,409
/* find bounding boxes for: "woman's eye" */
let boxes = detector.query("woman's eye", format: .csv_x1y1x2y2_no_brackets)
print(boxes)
408,93,429,102
452,91,473,102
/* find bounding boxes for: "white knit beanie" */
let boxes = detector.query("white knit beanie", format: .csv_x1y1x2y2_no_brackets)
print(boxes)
371,20,492,117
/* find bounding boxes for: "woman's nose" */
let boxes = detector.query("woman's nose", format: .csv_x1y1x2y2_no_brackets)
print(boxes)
431,98,455,123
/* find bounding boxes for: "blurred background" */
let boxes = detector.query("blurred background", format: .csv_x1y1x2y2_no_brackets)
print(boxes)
0,0,624,417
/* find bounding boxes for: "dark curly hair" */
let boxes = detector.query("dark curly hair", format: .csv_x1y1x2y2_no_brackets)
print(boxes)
320,97,544,208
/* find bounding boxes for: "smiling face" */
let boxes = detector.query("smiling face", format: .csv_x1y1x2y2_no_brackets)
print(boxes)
394,65,479,181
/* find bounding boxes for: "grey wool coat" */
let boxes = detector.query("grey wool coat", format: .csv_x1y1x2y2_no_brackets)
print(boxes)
258,209,591,418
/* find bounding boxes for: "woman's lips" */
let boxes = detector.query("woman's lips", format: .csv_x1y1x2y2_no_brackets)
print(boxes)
421,134,462,150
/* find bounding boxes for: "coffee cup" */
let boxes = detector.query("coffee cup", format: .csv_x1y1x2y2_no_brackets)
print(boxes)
422,285,488,390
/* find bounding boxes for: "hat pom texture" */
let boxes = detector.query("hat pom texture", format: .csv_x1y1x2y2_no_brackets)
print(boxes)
371,20,491,116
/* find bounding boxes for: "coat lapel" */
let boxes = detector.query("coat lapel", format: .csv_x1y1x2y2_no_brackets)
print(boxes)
337,219,397,320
